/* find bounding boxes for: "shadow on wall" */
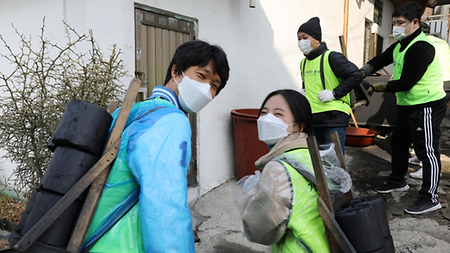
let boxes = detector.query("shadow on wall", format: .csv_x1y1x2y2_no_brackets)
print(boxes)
231,2,303,181
236,2,303,108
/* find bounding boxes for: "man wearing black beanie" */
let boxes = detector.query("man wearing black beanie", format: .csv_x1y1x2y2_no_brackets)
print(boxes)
298,16,363,155
298,17,322,41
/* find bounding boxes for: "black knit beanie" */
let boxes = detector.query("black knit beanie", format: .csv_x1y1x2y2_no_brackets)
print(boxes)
297,17,322,41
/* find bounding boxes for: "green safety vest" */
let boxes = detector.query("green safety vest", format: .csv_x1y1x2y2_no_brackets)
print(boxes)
271,149,330,253
427,35,450,81
301,50,351,115
393,32,446,106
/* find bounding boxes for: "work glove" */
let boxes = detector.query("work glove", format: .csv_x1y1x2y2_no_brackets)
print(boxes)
360,63,374,78
300,88,306,96
366,82,388,95
318,89,335,102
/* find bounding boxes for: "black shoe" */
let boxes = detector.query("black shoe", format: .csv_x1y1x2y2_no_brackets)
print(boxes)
375,180,410,194
405,197,442,215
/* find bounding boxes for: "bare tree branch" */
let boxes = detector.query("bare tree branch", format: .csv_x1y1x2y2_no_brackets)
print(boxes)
0,18,127,198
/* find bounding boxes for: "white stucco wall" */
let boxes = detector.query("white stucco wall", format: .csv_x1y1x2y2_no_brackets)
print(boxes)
0,0,395,200
373,1,397,75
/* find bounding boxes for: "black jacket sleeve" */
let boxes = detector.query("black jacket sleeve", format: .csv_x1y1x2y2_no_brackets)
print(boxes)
365,32,435,93
384,41,435,92
328,52,363,99
366,42,397,71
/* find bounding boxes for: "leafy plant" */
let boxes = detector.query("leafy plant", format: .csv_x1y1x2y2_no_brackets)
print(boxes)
0,19,127,198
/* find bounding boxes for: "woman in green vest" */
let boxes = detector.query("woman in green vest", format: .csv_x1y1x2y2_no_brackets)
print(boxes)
297,17,363,155
237,89,331,252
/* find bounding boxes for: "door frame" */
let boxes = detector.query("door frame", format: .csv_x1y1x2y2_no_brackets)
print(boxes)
134,4,199,186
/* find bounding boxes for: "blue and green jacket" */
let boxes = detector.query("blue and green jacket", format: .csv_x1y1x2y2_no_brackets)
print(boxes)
83,86,194,253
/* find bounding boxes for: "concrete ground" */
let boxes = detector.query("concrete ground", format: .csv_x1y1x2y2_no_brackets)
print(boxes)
192,139,450,253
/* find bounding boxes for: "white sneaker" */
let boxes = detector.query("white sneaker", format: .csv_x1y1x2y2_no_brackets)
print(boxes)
409,168,442,179
408,156,422,166
410,168,423,179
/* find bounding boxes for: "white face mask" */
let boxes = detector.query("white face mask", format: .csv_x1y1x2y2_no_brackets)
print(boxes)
392,22,412,41
175,72,213,113
298,39,314,55
257,113,295,145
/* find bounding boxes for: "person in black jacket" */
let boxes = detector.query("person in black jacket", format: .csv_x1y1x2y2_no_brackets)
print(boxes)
361,2,446,215
297,17,363,155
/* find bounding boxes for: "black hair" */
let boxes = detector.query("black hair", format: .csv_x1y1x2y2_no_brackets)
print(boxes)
392,2,422,22
258,89,313,134
164,40,230,95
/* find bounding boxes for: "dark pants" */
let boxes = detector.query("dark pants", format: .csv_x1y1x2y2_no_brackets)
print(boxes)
389,98,447,202
311,126,347,156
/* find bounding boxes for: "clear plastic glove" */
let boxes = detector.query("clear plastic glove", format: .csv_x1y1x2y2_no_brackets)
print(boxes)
300,89,306,96
317,89,334,102
240,170,261,195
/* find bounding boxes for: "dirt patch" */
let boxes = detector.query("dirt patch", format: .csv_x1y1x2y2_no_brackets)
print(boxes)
0,194,26,225
0,194,26,250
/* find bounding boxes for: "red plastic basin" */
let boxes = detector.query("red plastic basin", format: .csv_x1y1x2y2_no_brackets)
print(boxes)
345,127,377,147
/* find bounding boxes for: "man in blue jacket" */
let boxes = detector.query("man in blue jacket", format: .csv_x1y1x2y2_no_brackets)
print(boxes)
83,40,230,252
